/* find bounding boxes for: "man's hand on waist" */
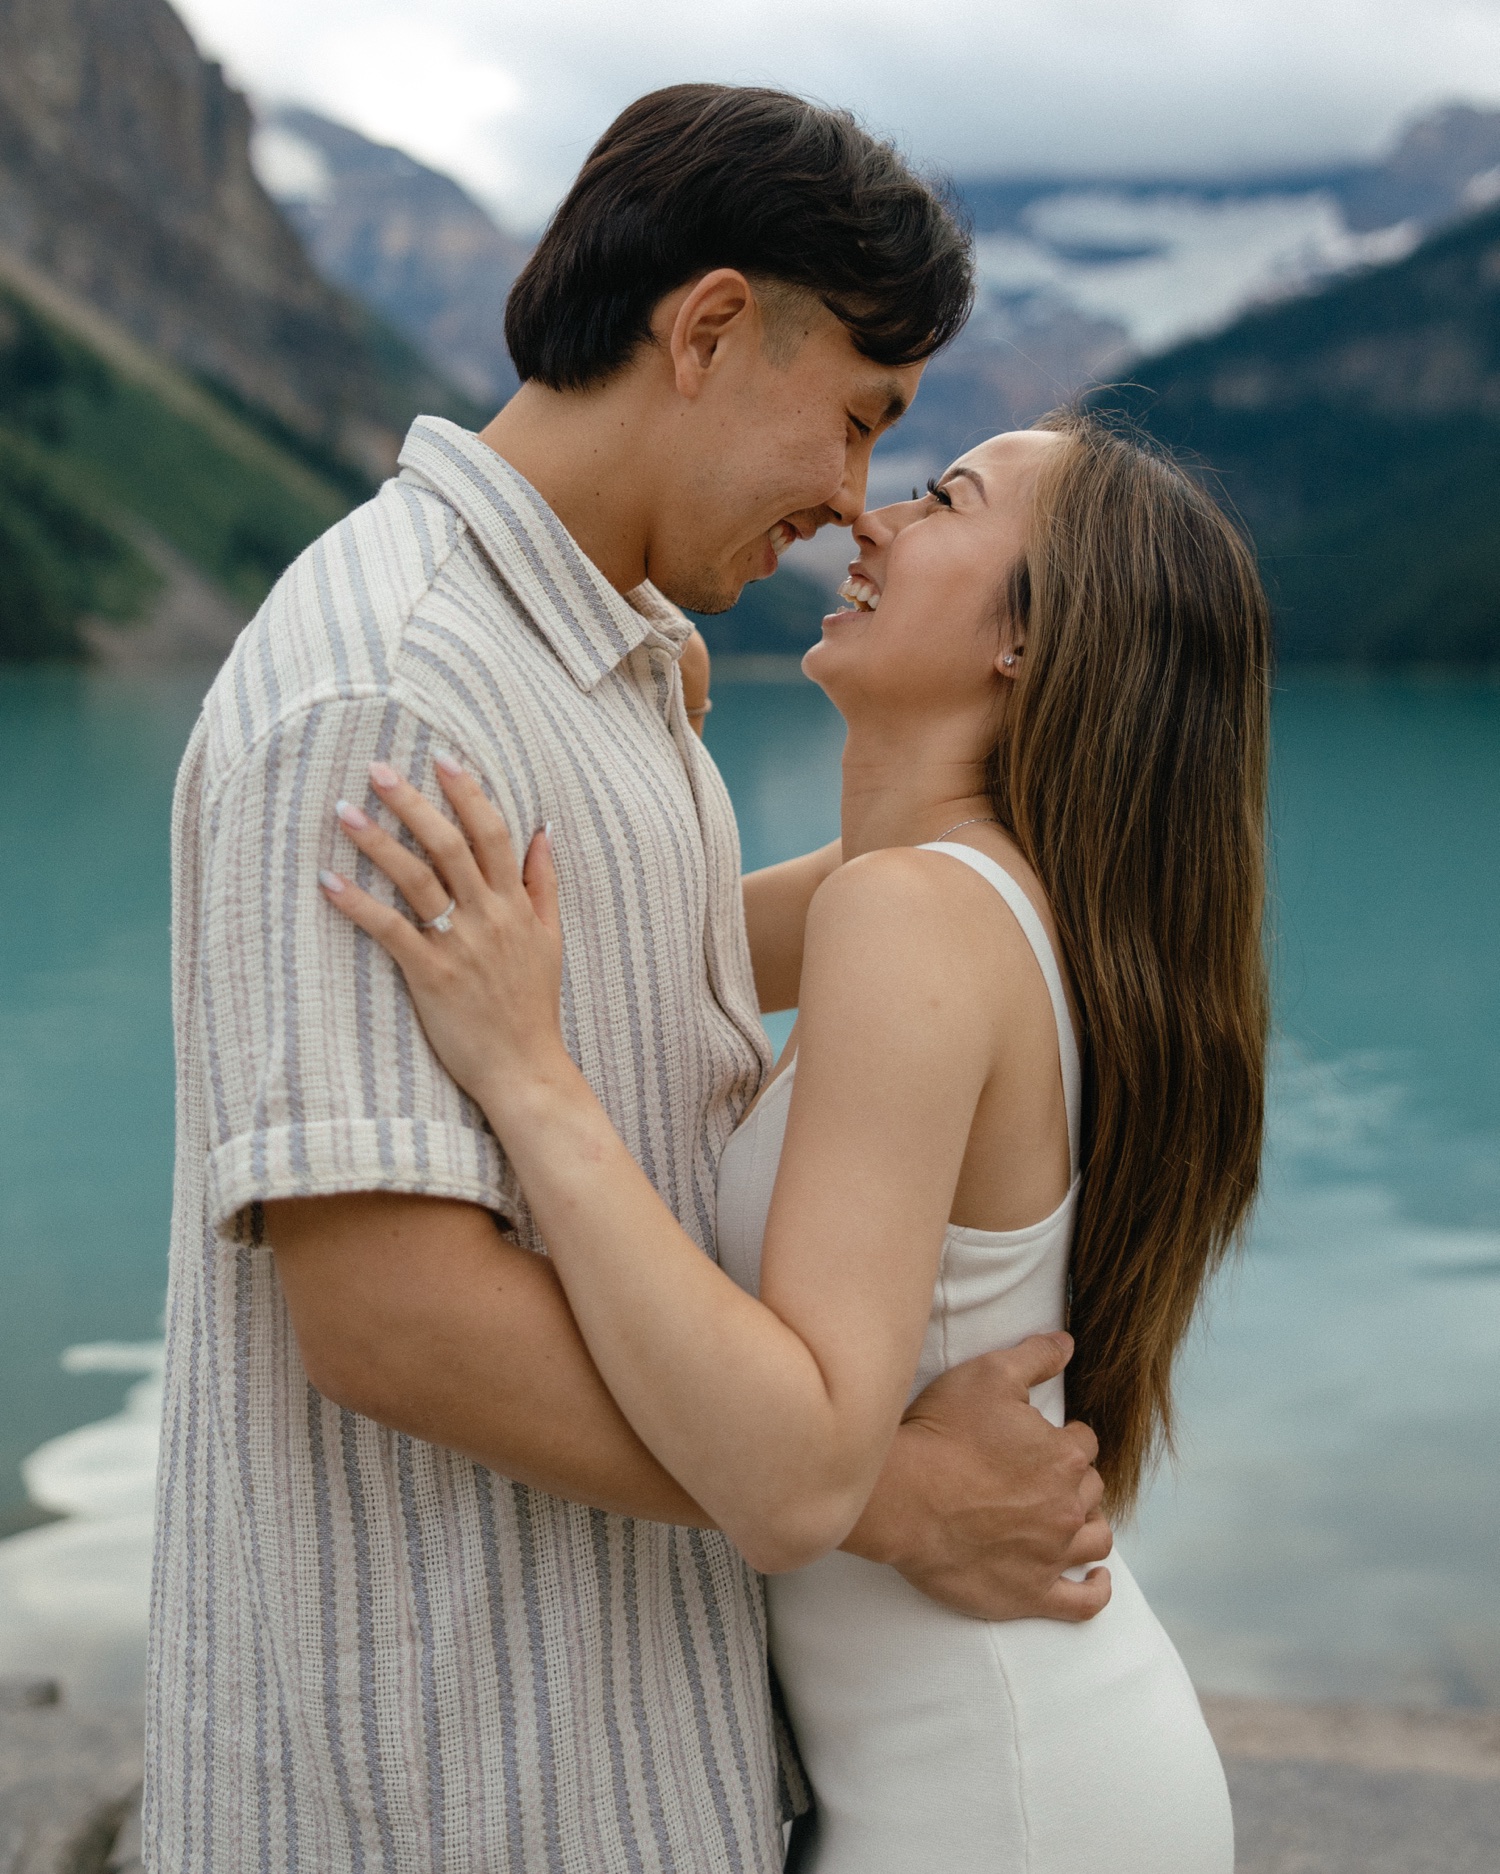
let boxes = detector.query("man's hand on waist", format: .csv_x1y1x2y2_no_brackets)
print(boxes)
840,1332,1113,1623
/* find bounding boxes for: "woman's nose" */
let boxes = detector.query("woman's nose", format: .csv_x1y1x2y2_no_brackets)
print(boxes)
852,498,910,551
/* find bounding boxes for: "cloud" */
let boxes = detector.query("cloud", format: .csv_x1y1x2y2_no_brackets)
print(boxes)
176,0,1500,228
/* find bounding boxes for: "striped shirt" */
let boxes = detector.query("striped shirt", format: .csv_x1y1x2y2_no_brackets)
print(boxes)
145,416,793,1872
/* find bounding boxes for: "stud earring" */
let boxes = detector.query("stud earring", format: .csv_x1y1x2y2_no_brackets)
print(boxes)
1001,653,1017,668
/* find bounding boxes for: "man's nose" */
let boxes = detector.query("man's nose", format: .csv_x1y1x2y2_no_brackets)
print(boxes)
826,451,870,528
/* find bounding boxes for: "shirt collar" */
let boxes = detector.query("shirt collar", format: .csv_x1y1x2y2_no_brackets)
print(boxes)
397,416,691,691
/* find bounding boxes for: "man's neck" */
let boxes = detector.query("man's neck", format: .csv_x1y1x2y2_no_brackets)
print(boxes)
478,380,660,595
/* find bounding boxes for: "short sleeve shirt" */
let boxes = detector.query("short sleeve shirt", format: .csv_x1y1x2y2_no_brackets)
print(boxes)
145,418,794,1872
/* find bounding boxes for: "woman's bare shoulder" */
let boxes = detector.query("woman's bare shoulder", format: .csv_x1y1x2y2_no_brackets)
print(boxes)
801,844,1039,1028
811,843,1043,953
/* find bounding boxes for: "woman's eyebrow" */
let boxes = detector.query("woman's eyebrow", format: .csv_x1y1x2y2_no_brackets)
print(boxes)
941,466,987,501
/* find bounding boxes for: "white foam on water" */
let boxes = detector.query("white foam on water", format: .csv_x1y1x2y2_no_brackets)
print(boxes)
0,1342,162,1704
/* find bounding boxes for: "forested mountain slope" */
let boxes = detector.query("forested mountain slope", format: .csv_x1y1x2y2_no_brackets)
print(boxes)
1105,200,1500,662
0,264,350,658
0,0,494,657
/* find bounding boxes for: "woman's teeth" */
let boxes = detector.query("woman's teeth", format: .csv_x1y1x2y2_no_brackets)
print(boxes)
837,573,880,612
770,522,797,555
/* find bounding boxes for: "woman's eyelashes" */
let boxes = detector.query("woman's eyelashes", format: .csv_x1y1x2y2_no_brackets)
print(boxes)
924,477,954,508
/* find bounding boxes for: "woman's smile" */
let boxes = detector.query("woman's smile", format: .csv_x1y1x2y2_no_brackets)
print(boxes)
836,565,882,611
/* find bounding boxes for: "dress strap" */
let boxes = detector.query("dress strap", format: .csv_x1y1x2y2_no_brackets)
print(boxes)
919,842,1082,1177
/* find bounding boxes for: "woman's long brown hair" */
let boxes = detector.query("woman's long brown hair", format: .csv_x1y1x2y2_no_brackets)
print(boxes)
985,410,1272,1511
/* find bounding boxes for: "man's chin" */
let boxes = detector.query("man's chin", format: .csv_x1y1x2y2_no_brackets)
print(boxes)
660,575,744,617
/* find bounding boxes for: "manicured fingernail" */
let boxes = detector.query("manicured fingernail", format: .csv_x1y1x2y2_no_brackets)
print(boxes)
369,761,400,789
434,754,462,777
334,799,369,830
319,869,346,893
543,820,553,844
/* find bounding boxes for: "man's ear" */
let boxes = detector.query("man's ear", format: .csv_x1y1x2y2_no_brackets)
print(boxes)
664,269,755,398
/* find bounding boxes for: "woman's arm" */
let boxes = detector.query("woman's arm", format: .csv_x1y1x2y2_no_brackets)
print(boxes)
322,765,997,1573
682,620,839,1010
742,840,842,1013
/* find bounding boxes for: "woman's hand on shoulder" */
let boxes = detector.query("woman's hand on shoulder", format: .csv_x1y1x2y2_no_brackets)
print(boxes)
319,759,571,1118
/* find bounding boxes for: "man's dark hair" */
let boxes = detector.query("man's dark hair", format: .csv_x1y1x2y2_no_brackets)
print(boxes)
505,84,974,389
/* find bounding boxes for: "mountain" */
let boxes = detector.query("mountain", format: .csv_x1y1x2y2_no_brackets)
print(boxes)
956,102,1500,248
0,255,352,658
1095,199,1500,663
907,102,1500,464
0,0,503,659
0,0,469,485
1334,104,1500,231
255,107,528,409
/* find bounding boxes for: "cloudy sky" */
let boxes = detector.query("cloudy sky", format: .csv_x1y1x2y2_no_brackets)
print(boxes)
175,0,1500,229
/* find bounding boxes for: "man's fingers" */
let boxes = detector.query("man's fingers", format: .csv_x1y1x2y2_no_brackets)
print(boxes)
1062,1510,1113,1570
1076,1462,1105,1519
1035,1566,1113,1624
1060,1417,1101,1469
989,1331,1075,1396
912,1333,1074,1415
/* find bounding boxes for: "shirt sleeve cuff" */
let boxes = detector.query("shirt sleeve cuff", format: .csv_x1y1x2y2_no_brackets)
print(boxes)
206,1116,521,1236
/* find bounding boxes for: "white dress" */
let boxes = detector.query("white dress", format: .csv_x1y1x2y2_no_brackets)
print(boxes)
716,843,1234,1873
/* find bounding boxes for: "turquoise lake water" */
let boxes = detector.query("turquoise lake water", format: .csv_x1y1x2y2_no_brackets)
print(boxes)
0,664,1496,1705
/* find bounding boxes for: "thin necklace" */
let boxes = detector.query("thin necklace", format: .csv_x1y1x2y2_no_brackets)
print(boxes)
934,816,1001,842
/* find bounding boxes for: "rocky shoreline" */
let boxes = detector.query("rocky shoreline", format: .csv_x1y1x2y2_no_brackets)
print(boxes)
3,1676,1497,1874
0,1679,140,1874
1204,1695,1500,1873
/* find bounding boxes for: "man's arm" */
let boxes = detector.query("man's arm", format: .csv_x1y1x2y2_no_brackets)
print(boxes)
268,1192,1110,1618
268,1191,707,1523
845,1337,1113,1621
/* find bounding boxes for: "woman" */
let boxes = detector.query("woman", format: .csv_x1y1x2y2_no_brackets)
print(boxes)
319,410,1270,1871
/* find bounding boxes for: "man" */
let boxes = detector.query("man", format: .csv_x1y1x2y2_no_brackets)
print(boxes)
147,84,1110,1872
